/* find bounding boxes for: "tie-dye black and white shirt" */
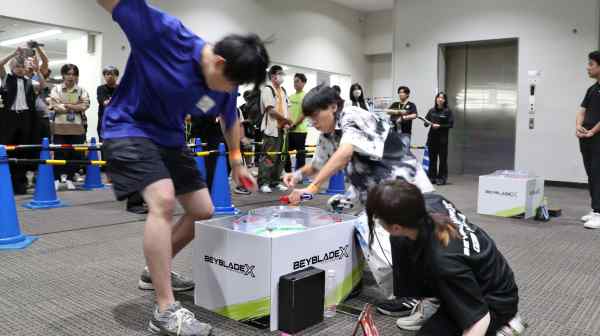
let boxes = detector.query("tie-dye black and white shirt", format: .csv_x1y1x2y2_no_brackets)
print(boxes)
311,106,434,204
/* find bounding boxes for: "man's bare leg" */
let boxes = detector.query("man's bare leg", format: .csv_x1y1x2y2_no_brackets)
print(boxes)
171,188,214,257
142,179,177,311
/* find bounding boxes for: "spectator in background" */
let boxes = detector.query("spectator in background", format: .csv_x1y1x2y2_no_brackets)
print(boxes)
0,48,40,195
33,81,51,141
285,73,308,173
97,66,119,141
332,85,341,96
425,92,454,186
96,65,147,214
577,51,600,229
239,89,262,167
349,82,368,110
258,65,292,193
388,86,418,140
50,63,90,190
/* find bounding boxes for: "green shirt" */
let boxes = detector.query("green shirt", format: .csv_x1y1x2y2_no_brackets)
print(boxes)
289,91,307,133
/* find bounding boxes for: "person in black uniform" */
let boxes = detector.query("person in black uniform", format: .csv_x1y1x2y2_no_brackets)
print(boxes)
388,86,418,140
578,51,600,229
97,66,119,141
425,92,453,185
366,180,524,336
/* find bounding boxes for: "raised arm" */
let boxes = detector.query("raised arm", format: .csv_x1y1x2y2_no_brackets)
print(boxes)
0,49,17,79
96,0,120,13
34,46,49,77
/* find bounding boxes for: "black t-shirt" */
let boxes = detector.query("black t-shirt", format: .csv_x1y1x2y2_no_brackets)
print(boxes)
97,84,118,133
389,101,418,134
426,107,453,142
418,194,519,330
581,82,600,129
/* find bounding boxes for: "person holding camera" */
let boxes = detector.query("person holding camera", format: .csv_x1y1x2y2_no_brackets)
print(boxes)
0,48,41,194
50,64,90,190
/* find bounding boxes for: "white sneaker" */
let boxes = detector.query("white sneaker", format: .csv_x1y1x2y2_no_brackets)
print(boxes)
396,298,440,331
581,211,595,222
65,180,76,190
276,183,288,192
584,213,600,229
260,185,272,193
497,314,527,336
60,174,67,183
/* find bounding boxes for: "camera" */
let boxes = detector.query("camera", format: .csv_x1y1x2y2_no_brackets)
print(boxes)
26,40,44,49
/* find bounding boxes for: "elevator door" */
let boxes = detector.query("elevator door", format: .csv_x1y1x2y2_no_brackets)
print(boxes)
444,41,518,175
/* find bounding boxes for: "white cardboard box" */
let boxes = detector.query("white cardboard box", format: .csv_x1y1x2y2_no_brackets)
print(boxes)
477,172,545,219
193,206,363,331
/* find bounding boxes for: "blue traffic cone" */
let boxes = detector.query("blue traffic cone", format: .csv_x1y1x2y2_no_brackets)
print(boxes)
211,143,238,215
323,170,346,195
0,145,38,250
83,137,105,190
422,146,430,175
23,138,65,209
194,138,207,181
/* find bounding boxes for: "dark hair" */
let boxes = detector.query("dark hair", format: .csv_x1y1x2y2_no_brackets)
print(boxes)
61,64,79,76
434,92,448,110
366,180,458,248
589,51,600,66
397,86,410,95
294,73,307,83
102,66,119,76
213,33,270,89
349,83,367,110
268,65,283,79
332,85,341,95
302,84,344,117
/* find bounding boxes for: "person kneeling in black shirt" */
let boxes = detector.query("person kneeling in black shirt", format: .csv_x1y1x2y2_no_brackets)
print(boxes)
366,180,525,336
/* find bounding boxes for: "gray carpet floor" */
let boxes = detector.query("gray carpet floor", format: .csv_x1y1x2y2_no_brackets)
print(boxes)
2,175,599,335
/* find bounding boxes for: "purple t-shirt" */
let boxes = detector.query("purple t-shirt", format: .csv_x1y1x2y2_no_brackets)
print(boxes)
102,0,238,147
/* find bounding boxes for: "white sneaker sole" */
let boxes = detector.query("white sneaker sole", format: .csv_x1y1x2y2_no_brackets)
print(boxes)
149,320,213,336
396,323,422,331
138,279,194,292
584,222,600,229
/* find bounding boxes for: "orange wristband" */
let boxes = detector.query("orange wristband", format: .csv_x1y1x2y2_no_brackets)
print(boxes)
228,149,242,162
306,183,320,194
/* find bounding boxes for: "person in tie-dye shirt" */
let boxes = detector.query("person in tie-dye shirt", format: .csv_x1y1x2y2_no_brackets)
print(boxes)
284,84,433,205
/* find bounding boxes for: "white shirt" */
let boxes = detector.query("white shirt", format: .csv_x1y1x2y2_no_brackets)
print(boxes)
11,77,29,112
260,85,289,137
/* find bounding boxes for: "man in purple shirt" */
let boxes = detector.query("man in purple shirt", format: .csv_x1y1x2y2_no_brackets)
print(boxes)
97,1,269,335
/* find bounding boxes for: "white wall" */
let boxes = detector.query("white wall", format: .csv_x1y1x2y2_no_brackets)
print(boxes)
0,0,369,139
393,0,600,183
364,10,393,55
154,0,368,85
367,54,393,98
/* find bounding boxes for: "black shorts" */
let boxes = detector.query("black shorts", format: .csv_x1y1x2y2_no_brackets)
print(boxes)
103,137,206,201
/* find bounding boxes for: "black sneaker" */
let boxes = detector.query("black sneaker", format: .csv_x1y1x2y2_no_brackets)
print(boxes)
127,205,148,214
234,186,251,195
149,302,212,336
376,297,421,317
139,267,195,292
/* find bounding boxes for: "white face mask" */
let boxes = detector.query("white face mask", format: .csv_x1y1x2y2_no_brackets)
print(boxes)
353,90,362,99
275,75,284,85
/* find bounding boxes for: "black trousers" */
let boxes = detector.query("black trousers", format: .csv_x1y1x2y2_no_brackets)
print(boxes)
3,111,35,194
427,137,448,180
390,236,514,335
580,135,600,212
284,132,307,173
53,134,85,181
